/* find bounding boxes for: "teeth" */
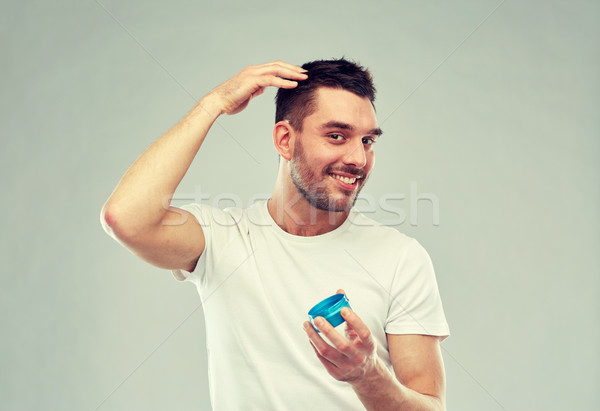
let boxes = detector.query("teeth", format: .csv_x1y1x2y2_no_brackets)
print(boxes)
331,174,356,184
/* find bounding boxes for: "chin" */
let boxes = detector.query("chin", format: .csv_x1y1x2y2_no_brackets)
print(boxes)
317,194,358,213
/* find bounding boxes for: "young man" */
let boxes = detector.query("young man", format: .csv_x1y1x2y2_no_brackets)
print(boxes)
101,59,450,410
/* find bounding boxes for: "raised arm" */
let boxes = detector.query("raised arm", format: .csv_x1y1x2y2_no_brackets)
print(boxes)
100,61,307,272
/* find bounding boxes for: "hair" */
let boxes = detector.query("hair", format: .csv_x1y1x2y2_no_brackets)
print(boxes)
275,58,376,131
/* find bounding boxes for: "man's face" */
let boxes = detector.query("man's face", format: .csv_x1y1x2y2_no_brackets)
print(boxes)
290,87,381,212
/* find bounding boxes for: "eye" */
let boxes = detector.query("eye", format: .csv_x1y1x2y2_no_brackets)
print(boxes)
362,137,376,145
329,134,344,141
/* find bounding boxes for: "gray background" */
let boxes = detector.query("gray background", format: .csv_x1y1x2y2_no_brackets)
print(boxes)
1,0,598,410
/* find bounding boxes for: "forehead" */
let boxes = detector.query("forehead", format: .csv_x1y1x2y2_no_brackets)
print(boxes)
308,87,378,131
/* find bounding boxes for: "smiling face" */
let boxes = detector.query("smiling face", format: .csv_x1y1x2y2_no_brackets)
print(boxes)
289,87,382,212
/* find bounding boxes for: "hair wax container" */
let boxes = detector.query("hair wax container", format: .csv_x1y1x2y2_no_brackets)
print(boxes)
308,293,351,333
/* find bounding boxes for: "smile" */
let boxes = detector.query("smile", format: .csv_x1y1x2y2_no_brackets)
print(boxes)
329,173,357,184
328,172,363,191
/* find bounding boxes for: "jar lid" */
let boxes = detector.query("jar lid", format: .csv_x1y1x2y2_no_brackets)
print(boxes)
308,293,351,332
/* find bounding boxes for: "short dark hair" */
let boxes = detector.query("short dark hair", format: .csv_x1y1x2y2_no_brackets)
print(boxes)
275,58,376,131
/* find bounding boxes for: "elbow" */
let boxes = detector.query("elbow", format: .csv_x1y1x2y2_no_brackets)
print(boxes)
430,395,446,411
100,201,136,242
100,202,119,238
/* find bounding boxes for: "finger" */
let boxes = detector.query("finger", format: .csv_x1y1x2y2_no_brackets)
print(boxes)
251,87,266,98
262,76,299,89
254,64,308,81
334,290,354,338
344,323,359,341
309,340,335,367
311,317,354,359
264,60,308,73
304,320,331,348
310,342,340,378
340,308,373,345
303,320,346,363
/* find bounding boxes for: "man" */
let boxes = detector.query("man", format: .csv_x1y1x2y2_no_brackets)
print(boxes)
101,59,450,410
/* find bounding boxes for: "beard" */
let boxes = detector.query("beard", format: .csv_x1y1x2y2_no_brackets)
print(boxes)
289,139,368,212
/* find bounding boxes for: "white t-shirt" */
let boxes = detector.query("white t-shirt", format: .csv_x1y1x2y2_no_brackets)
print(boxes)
173,200,449,410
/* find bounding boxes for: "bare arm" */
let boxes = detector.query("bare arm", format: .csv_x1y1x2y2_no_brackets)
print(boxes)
303,302,446,410
351,334,446,411
101,61,307,272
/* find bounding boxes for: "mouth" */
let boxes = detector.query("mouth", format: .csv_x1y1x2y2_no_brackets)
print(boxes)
328,172,361,191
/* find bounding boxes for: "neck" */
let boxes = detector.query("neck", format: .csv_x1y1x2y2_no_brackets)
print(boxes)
267,192,349,236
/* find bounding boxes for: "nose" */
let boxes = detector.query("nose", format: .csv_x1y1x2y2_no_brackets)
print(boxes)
343,139,367,168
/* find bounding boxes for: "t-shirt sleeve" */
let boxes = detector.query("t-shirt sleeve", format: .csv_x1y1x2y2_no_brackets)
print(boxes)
385,238,450,340
170,203,245,286
170,203,212,284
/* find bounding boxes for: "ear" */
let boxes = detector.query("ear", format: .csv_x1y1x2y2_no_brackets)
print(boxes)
273,120,294,161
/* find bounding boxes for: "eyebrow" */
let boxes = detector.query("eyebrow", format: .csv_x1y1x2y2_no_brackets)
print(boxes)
319,121,383,137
